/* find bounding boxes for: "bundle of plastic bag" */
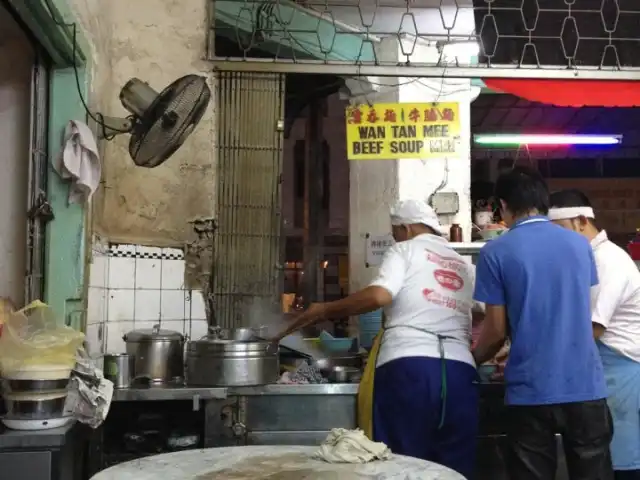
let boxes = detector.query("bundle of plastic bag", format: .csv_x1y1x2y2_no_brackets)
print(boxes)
65,348,113,428
0,300,85,378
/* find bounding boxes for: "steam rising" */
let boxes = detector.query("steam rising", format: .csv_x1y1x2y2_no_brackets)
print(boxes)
243,298,324,359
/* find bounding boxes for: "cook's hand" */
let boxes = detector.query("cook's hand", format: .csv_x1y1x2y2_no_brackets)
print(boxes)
494,343,510,364
271,303,326,342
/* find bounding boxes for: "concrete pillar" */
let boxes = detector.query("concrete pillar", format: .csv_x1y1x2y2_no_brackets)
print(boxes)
347,36,481,294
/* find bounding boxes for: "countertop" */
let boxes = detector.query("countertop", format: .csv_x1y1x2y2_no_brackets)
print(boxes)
0,421,77,449
90,445,465,479
112,383,359,401
112,381,504,402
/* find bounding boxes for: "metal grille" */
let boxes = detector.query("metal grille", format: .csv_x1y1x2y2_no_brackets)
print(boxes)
25,49,49,304
210,0,640,80
213,72,285,328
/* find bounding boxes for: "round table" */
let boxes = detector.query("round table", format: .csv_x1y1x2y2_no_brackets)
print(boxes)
90,445,465,479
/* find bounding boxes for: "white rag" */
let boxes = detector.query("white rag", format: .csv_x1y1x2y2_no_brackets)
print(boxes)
314,428,391,464
54,120,101,204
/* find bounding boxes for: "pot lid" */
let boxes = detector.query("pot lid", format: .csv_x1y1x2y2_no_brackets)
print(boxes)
124,324,183,342
187,336,278,355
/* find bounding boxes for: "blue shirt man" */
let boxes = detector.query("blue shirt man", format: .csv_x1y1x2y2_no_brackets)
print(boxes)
472,166,613,480
474,216,606,405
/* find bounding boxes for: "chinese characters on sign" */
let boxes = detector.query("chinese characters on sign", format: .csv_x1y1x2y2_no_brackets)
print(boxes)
345,102,462,160
365,234,395,267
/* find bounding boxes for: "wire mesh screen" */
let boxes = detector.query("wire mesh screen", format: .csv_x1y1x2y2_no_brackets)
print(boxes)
210,0,640,79
213,72,285,328
25,53,49,304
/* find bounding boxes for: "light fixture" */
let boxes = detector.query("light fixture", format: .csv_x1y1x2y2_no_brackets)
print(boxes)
473,134,622,146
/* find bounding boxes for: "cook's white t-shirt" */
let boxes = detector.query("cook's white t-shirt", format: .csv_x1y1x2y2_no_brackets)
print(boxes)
591,230,640,363
370,233,475,368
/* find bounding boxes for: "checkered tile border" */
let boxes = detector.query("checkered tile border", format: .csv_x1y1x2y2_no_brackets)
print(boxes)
108,243,185,260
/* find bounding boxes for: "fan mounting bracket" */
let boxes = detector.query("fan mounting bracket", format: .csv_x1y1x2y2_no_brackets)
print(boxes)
90,115,133,140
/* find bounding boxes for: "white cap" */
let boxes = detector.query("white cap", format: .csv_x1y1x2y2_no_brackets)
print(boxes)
390,199,445,234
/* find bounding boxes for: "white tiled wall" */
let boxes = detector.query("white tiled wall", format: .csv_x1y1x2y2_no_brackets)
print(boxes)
85,241,209,356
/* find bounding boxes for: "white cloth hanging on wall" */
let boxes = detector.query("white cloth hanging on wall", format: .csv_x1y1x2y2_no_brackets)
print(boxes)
54,120,101,204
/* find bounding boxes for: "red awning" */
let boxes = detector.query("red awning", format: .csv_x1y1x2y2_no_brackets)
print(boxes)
483,79,640,107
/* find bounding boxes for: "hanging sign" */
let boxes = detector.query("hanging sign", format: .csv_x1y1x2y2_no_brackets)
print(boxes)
365,234,395,267
345,102,462,160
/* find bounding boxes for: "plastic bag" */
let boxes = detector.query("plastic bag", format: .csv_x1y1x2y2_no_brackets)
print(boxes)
0,300,85,377
357,330,382,440
0,297,16,336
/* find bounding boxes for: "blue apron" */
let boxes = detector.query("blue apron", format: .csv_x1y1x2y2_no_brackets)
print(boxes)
598,341,640,470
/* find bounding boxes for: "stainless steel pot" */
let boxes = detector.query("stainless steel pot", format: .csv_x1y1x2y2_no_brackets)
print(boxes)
185,335,279,387
123,324,185,385
327,366,361,383
104,353,135,388
1,378,69,394
207,326,267,341
3,392,67,420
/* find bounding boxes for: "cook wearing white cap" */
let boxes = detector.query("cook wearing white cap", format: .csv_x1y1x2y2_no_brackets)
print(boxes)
550,189,640,479
273,199,479,479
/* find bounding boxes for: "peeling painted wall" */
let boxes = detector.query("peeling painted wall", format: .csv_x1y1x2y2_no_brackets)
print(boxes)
69,0,216,247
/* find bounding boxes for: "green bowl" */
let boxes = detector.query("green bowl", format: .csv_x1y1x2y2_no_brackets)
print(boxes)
479,228,507,241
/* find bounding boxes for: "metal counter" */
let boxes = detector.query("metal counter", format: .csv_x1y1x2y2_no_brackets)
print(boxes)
111,383,358,447
0,422,87,480
112,383,358,402
204,383,358,448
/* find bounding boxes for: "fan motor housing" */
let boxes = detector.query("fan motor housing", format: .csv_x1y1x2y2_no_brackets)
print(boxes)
120,79,159,118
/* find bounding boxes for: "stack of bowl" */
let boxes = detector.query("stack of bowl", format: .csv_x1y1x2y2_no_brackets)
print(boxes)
358,310,383,349
1,364,73,430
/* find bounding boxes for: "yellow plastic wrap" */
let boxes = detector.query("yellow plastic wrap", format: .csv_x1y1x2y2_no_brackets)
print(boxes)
0,300,85,377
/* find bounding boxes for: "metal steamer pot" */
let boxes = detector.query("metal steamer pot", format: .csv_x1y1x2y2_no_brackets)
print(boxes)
186,331,279,387
123,324,185,385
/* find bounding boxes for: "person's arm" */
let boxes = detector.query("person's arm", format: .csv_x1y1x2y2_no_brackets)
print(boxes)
468,263,486,316
472,248,508,365
590,247,625,339
474,305,507,364
272,245,407,341
273,286,392,340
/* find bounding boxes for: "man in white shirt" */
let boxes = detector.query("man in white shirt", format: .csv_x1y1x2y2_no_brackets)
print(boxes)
274,199,479,479
550,189,640,480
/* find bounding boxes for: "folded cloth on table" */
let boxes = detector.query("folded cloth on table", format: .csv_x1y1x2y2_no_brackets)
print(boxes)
277,361,327,384
64,348,113,428
314,428,391,464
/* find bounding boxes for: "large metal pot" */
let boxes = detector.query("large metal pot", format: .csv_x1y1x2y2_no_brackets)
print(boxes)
123,325,185,385
207,326,267,341
185,335,279,387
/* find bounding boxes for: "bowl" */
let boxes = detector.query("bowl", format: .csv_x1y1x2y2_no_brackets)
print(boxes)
479,228,507,241
477,364,498,382
327,366,361,383
319,331,354,353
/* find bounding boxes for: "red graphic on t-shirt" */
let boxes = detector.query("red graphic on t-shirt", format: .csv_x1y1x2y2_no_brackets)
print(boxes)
424,248,467,274
422,288,471,314
433,269,464,291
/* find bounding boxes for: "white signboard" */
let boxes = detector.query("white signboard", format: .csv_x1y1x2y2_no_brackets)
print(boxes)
365,234,395,267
